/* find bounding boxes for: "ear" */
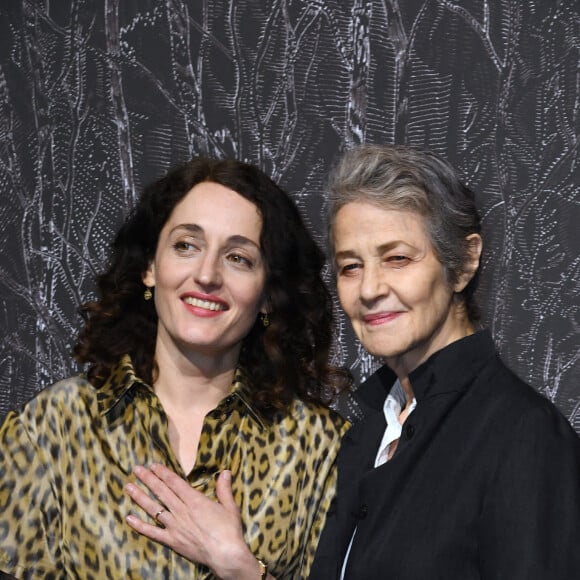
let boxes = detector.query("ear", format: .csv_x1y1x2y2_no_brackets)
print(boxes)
454,233,482,293
259,294,271,316
142,262,156,288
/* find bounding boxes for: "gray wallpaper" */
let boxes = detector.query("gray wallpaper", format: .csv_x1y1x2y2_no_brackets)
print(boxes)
0,0,579,432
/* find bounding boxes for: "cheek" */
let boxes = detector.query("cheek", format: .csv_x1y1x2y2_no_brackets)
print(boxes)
413,279,454,314
406,285,434,307
238,279,266,310
154,258,187,287
336,282,352,312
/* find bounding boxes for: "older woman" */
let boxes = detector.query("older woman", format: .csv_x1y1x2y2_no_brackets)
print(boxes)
310,144,580,579
0,157,350,579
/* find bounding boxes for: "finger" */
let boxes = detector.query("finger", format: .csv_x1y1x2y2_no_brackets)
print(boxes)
149,463,199,500
215,470,239,515
148,463,216,514
132,465,183,513
124,482,173,531
126,512,170,543
125,481,164,516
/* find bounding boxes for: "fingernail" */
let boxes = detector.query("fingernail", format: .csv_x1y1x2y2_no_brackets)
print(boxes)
222,470,231,481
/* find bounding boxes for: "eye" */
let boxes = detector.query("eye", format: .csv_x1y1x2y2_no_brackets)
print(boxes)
173,240,198,253
385,255,410,267
227,253,254,268
338,262,361,276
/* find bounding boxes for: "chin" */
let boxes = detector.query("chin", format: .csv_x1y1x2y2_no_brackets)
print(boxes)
363,340,403,358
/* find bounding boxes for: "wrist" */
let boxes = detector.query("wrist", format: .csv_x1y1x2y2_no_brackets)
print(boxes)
216,545,268,580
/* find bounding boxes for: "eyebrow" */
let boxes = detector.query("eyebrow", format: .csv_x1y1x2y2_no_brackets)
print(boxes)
334,241,410,260
171,223,262,251
334,249,358,261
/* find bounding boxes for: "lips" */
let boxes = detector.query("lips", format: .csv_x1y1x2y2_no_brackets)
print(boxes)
183,296,227,311
181,292,228,314
363,311,403,325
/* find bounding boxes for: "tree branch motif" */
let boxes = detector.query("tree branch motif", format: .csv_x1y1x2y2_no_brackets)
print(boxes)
0,0,578,428
105,0,136,209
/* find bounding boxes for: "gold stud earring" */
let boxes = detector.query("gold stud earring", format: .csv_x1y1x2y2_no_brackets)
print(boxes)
261,313,270,327
144,287,153,301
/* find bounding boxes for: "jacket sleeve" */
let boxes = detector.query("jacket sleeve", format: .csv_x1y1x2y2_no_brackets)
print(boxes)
479,402,580,579
308,495,341,580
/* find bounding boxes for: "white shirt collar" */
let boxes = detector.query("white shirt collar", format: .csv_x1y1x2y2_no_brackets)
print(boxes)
374,379,417,467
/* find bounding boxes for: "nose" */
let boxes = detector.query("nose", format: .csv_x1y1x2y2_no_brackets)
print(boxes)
359,261,388,304
194,251,222,288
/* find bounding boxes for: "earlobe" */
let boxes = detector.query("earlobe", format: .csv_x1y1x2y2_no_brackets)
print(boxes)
142,263,156,287
454,233,482,293
259,294,271,316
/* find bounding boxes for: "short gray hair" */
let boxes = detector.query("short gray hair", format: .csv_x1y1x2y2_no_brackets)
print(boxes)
327,144,482,321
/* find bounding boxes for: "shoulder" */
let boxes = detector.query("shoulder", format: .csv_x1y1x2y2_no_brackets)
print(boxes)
268,398,350,445
466,356,580,459
0,376,100,482
1,375,98,437
451,333,551,413
479,356,572,422
293,397,349,433
24,374,96,410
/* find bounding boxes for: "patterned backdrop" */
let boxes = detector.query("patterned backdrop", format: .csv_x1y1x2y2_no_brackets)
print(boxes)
1,0,579,432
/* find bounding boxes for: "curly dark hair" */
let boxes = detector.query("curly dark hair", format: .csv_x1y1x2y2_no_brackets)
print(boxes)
74,157,351,411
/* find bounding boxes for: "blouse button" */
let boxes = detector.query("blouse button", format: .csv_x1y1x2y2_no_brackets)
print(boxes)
405,424,415,439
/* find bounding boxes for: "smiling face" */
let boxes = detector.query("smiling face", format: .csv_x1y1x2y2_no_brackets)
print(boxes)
333,201,480,376
143,181,267,366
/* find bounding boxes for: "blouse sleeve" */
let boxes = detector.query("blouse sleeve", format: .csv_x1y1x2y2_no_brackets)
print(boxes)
479,402,580,579
294,417,350,580
0,407,62,578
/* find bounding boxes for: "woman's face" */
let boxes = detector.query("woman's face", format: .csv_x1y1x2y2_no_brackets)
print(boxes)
333,201,477,376
143,182,267,364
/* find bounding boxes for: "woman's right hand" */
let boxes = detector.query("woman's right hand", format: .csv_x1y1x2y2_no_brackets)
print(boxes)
125,464,272,579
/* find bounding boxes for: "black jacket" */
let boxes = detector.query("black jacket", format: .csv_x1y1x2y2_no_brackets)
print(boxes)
310,331,580,579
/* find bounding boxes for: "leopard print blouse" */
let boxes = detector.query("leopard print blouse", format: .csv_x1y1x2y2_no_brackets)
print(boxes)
0,356,349,579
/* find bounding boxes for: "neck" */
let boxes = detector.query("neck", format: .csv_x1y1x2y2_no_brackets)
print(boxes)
387,309,475,397
151,333,241,411
398,375,415,407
